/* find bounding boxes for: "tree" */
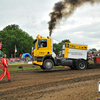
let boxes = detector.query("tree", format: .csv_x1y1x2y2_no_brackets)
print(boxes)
3,24,19,31
53,39,70,55
91,48,97,52
0,24,34,58
88,48,97,53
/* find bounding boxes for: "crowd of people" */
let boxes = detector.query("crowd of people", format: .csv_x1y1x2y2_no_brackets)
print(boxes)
88,52,100,60
7,57,32,63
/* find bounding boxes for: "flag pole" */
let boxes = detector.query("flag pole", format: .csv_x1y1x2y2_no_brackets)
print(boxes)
15,45,17,58
14,51,16,58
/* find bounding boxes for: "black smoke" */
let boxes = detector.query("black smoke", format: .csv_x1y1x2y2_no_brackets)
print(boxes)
48,0,100,36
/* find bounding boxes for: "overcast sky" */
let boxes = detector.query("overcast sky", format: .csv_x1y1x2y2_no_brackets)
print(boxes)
0,0,100,50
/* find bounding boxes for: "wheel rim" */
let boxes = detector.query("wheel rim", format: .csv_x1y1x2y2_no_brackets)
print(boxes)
45,61,52,68
79,62,85,69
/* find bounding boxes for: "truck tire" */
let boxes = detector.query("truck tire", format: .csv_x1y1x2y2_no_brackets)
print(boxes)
76,60,87,70
43,59,54,70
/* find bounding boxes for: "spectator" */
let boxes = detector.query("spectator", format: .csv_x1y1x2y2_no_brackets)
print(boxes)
0,54,12,83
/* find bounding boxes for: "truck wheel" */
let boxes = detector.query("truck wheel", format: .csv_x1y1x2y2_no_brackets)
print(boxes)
43,59,54,70
40,65,45,69
76,60,87,70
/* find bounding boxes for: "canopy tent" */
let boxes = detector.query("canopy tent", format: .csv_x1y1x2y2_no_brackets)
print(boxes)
21,53,31,58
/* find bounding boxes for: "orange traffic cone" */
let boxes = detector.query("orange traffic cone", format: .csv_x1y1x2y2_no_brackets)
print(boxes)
65,66,69,68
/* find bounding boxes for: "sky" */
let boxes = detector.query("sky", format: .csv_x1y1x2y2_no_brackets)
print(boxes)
0,0,100,50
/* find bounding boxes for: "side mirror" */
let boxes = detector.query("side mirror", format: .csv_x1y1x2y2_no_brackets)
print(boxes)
32,47,35,51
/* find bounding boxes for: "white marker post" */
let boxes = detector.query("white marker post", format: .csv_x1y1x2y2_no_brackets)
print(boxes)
98,81,100,93
97,82,100,100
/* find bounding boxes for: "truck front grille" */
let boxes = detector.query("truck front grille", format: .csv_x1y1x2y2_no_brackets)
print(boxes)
37,57,43,62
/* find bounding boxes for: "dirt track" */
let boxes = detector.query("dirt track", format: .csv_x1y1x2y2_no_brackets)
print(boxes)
0,64,100,100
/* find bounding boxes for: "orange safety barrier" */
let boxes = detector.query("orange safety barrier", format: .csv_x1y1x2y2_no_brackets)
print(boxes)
96,57,100,64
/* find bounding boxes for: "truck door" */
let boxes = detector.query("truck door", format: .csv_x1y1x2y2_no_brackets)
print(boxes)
37,40,49,57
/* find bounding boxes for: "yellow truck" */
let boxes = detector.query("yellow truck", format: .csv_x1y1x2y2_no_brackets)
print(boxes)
32,35,88,70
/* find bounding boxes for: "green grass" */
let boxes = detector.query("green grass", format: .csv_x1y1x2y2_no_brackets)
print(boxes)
90,62,94,64
0,66,41,72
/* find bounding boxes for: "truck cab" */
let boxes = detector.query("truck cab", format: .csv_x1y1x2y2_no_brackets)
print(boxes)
32,35,56,69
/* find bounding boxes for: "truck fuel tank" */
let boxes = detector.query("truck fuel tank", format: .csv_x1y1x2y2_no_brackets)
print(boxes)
56,58,73,66
61,58,73,66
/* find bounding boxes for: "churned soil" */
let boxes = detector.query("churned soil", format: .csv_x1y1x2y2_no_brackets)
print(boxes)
0,64,100,100
8,64,34,68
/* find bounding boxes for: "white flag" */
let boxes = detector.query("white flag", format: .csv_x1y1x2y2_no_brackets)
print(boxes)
15,45,17,52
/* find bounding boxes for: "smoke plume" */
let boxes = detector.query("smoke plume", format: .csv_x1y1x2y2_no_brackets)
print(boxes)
48,0,100,36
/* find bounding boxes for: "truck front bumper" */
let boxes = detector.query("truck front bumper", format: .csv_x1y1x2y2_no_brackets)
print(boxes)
32,57,43,66
32,61,43,66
